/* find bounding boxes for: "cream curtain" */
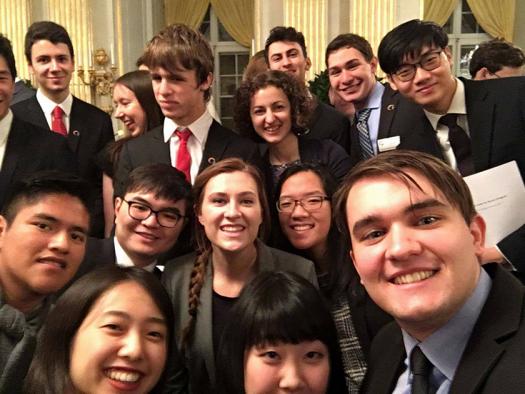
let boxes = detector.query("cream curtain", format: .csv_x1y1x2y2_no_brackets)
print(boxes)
164,0,210,29
211,0,253,48
424,0,458,26
467,0,515,40
0,0,31,81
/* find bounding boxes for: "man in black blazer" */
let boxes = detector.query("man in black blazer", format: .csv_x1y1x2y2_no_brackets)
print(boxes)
114,24,261,196
377,19,525,269
0,34,77,210
326,33,431,166
265,26,351,152
77,164,191,280
334,150,525,393
11,21,114,237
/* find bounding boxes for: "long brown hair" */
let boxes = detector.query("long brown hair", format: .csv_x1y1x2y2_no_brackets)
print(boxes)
181,158,270,346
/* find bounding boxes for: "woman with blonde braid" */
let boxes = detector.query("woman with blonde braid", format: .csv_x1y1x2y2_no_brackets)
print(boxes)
161,158,317,393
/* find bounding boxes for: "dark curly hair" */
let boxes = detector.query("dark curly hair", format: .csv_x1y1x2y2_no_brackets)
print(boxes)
234,70,314,143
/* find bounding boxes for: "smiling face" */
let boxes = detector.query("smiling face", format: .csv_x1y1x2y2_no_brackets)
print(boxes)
327,46,377,111
29,40,74,103
250,85,293,146
198,171,262,257
244,340,330,394
388,47,456,114
345,171,484,340
151,66,211,126
69,280,167,394
278,171,331,258
113,83,147,137
267,41,311,82
0,194,89,311
114,191,187,268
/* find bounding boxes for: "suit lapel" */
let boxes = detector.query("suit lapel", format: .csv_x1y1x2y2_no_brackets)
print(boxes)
67,97,83,153
23,96,49,130
199,121,230,173
463,79,493,172
0,120,23,203
450,266,523,393
378,85,399,139
151,127,171,165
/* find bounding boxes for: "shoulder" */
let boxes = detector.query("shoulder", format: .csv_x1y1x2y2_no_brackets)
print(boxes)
124,125,163,148
11,116,63,144
11,95,39,111
260,243,316,276
72,96,110,118
162,252,197,283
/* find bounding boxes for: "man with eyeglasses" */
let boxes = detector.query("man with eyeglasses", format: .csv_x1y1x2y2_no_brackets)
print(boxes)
326,33,429,164
378,19,525,268
77,163,192,278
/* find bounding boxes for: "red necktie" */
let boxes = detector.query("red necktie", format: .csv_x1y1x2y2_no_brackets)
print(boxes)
51,106,67,136
175,128,192,182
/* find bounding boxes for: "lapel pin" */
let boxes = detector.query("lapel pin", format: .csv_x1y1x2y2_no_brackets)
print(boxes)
387,104,395,111
72,130,80,136
208,157,216,165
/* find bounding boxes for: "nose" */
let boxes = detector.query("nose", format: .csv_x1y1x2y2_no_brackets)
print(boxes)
279,361,305,391
264,108,275,123
50,59,60,71
114,105,124,120
118,330,144,361
412,65,431,84
48,231,70,254
290,201,309,218
282,55,292,67
158,78,171,95
141,211,160,228
225,201,241,218
385,224,422,261
341,68,354,85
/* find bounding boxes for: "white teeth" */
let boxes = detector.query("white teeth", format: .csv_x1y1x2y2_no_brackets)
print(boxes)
221,225,244,232
291,224,314,231
105,369,140,382
394,270,435,285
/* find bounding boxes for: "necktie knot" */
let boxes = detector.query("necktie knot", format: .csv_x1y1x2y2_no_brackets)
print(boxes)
52,106,64,119
438,113,458,128
176,128,192,142
410,346,432,394
357,108,372,123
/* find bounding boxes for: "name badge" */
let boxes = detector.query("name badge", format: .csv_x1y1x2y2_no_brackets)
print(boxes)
378,136,400,152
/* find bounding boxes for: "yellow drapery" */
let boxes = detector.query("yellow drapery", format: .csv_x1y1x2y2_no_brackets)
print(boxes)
466,0,515,40
210,0,253,48
164,0,210,29
424,0,458,26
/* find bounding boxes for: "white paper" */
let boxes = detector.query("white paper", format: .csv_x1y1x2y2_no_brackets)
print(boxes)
464,161,525,246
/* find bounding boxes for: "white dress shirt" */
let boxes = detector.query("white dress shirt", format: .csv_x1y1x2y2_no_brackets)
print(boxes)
36,89,73,133
113,236,156,273
0,110,13,170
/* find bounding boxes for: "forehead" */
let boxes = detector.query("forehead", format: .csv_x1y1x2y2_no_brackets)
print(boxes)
268,41,305,56
401,45,437,63
281,171,324,195
204,171,258,194
327,46,368,68
31,39,71,57
124,190,185,209
151,65,196,79
251,85,288,104
113,83,136,98
13,193,89,226
0,56,12,77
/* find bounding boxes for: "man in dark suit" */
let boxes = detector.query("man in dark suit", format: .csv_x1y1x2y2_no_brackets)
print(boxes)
264,26,351,152
11,21,114,237
326,33,430,165
11,78,35,105
0,34,77,210
334,150,525,393
77,163,191,279
377,19,525,268
114,24,261,196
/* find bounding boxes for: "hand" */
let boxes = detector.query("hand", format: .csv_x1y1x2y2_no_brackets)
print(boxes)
329,88,355,119
480,246,505,264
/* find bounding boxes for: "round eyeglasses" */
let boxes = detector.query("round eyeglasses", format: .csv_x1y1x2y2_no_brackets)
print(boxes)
124,200,185,228
392,50,443,82
276,195,330,213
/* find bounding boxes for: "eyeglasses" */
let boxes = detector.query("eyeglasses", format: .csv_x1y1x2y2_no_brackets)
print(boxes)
124,200,185,228
276,195,330,213
392,50,443,82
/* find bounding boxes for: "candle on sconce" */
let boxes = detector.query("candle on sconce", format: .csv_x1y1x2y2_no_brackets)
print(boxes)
88,41,93,68
110,43,115,66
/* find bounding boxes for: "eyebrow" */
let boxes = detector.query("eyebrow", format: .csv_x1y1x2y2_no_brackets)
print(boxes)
351,198,447,235
102,311,167,325
33,213,88,234
129,196,182,212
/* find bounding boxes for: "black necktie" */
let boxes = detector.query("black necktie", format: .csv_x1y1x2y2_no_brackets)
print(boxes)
438,114,474,176
410,346,432,394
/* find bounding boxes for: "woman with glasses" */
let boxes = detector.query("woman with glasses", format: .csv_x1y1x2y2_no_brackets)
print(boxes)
234,70,352,193
161,158,318,393
275,162,391,393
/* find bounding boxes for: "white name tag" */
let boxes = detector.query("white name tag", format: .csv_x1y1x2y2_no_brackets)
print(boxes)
377,136,400,152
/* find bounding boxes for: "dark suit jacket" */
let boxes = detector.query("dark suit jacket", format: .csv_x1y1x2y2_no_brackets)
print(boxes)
11,80,36,105
113,120,262,196
0,116,78,210
161,240,318,394
379,77,525,269
11,95,114,237
361,264,525,394
305,100,351,152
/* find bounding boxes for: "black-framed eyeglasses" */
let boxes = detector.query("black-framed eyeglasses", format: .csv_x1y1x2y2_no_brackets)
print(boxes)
392,50,443,82
276,195,330,213
124,200,185,228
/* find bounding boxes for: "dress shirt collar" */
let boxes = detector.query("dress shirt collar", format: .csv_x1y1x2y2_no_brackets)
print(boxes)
402,268,492,381
0,109,13,147
113,236,157,273
362,81,385,111
424,78,466,130
36,89,73,117
163,109,212,146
